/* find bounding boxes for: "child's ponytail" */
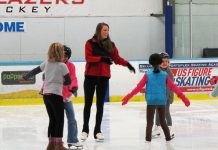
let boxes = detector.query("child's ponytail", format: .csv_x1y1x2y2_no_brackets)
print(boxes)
153,66,160,73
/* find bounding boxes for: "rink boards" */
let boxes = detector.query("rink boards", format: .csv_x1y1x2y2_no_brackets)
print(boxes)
0,59,218,105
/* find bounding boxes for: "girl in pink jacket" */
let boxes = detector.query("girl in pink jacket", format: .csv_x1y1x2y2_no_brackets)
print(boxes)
62,46,82,149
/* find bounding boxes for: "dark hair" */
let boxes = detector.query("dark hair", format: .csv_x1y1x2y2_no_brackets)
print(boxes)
64,45,71,59
94,22,113,53
149,53,163,73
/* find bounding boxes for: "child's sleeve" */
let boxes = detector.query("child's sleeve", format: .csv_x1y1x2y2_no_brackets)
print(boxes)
23,66,42,80
122,74,147,105
69,63,78,90
166,76,190,107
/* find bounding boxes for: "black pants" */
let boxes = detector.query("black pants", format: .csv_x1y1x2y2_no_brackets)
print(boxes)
82,75,109,136
43,94,64,138
155,102,172,126
146,105,171,141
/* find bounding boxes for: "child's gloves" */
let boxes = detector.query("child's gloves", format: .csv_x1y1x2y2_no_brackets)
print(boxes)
39,89,43,95
101,57,113,65
183,98,190,107
70,87,78,97
122,99,128,105
180,95,190,107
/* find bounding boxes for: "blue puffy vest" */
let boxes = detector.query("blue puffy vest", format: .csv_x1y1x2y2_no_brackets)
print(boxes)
145,68,167,105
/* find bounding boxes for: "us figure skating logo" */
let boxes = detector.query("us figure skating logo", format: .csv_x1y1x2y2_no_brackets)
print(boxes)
171,62,218,93
138,62,218,93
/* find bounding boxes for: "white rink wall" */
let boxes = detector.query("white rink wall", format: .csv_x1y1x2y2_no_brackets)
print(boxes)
0,59,218,99
0,0,165,61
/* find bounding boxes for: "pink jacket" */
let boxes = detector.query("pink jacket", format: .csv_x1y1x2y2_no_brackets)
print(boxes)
62,61,78,100
122,74,190,107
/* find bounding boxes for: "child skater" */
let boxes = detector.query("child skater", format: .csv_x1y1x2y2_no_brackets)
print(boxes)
23,42,71,150
62,45,83,149
122,53,190,142
40,45,83,149
152,52,174,137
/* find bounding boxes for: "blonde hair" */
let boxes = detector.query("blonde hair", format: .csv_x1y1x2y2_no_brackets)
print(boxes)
47,42,64,62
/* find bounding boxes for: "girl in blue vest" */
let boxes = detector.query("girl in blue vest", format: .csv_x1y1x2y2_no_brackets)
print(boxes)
122,53,190,142
152,52,175,137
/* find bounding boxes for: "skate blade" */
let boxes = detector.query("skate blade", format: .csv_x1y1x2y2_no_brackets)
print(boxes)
95,138,104,142
69,146,83,150
152,134,161,138
80,139,87,142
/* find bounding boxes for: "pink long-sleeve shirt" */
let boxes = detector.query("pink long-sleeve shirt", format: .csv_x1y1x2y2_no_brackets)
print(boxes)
62,61,78,101
123,74,190,106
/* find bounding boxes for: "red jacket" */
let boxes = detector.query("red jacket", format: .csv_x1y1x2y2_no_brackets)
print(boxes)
85,37,128,77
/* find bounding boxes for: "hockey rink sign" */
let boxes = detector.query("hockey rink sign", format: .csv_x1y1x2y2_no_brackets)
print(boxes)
139,61,218,93
0,0,86,17
171,62,217,93
0,0,157,17
0,21,25,32
1,71,35,85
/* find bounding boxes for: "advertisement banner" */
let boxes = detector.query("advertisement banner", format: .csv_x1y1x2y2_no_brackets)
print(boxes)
0,21,25,32
1,71,35,85
0,60,216,102
0,0,160,17
139,61,218,93
171,62,217,93
0,0,88,17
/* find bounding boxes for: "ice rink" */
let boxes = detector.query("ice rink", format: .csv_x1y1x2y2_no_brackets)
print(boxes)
0,100,218,150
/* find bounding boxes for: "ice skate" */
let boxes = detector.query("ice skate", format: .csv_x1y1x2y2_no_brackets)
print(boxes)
54,142,68,150
145,139,151,143
68,142,83,149
168,126,175,137
80,132,88,141
95,132,104,142
166,140,175,150
166,135,175,142
152,125,161,138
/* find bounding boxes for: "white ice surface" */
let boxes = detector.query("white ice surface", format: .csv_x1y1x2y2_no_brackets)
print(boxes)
0,100,218,150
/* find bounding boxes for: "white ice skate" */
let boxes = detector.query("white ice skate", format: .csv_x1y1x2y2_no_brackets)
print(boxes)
166,140,175,149
152,125,161,138
80,132,88,141
169,126,175,137
68,142,83,150
95,132,104,142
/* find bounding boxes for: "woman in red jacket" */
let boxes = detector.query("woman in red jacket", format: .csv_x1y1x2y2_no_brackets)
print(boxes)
81,22,135,141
